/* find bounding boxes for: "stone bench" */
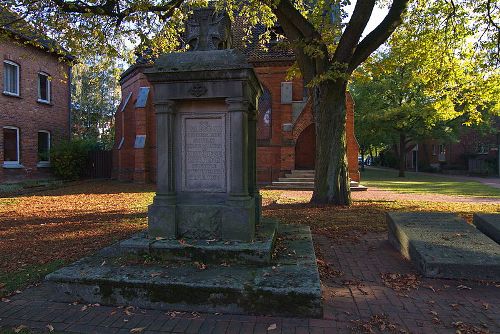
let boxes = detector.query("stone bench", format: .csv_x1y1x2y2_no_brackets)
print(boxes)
387,212,500,281
474,214,500,244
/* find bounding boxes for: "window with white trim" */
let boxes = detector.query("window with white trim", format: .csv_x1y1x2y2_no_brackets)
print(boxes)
38,72,51,103
3,126,20,166
38,131,50,164
3,60,19,96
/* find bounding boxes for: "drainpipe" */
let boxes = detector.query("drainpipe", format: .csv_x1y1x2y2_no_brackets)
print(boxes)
68,65,72,140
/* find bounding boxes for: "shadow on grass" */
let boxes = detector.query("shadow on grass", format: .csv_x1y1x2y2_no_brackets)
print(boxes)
2,179,155,198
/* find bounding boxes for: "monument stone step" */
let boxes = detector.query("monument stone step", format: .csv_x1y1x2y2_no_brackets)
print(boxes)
473,214,500,244
387,212,500,281
121,219,278,264
45,224,322,318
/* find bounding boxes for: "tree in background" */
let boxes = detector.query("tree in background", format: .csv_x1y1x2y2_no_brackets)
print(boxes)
351,1,500,177
71,56,123,148
3,0,499,204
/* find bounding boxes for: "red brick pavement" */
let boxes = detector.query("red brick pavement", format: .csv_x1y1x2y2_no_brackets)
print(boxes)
0,233,498,333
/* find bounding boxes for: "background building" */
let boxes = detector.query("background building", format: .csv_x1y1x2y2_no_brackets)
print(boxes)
0,9,73,180
113,22,360,184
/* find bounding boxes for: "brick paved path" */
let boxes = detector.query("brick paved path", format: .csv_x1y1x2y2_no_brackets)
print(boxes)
1,233,499,333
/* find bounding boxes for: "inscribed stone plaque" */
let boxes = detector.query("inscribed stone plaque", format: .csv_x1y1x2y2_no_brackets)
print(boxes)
183,116,225,192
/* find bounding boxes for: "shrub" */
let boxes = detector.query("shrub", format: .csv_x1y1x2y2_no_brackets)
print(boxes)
50,139,99,180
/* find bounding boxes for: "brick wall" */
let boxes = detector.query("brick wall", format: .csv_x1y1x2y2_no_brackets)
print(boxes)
0,38,70,180
113,65,156,183
114,62,360,184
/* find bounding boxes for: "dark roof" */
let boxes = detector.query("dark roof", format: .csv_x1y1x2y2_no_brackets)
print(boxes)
121,15,296,80
231,19,295,64
0,8,74,61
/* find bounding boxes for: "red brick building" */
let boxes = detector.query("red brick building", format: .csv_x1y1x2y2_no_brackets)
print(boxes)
113,25,359,184
0,10,72,180
406,124,500,176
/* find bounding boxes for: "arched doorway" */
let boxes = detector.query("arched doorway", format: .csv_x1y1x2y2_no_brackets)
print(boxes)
295,124,315,169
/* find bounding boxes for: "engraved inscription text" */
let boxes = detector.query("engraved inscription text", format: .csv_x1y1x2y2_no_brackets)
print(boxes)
184,117,225,191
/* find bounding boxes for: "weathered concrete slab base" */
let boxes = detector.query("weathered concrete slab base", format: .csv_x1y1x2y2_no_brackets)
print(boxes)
473,213,500,244
45,223,322,317
121,219,277,264
387,212,500,280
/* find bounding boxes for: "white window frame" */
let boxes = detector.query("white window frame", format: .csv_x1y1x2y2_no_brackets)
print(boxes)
2,126,21,168
37,72,51,103
37,130,51,167
3,60,20,96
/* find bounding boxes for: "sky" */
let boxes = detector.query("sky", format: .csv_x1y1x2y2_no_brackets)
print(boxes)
344,3,390,37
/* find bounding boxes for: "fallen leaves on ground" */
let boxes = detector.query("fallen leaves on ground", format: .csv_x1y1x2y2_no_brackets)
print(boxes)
267,323,277,331
0,181,153,277
350,314,407,333
314,245,343,281
1,183,499,296
380,272,421,293
452,321,490,334
261,190,500,240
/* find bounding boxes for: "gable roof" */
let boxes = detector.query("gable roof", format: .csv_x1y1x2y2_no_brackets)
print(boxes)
0,7,74,61
231,19,295,65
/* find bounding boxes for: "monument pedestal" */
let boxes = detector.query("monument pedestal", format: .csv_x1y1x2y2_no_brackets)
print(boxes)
45,8,321,317
145,49,262,243
45,221,322,317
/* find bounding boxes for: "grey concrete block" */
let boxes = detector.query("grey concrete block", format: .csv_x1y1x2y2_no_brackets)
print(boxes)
474,213,500,244
387,212,500,280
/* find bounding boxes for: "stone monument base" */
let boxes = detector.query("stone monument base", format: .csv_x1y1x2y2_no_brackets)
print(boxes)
45,222,322,317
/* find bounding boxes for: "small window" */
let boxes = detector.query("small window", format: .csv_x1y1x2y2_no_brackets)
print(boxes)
3,126,20,166
478,143,489,154
439,144,446,155
38,72,51,103
3,60,19,96
38,131,50,163
432,144,436,156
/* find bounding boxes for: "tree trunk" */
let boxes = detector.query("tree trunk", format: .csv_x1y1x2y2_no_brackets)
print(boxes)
311,80,351,205
398,133,406,177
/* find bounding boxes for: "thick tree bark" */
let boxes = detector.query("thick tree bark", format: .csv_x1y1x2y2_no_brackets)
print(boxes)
272,0,408,205
398,133,406,177
311,80,351,205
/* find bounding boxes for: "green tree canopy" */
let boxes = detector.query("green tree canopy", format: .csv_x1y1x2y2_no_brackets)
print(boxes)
351,0,500,176
71,55,122,148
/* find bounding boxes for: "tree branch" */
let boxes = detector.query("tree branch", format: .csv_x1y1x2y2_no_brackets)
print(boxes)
273,0,318,40
348,0,409,73
333,0,375,63
272,0,320,84
51,0,184,18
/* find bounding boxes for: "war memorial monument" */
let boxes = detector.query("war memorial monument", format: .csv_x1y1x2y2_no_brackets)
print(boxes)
46,8,322,317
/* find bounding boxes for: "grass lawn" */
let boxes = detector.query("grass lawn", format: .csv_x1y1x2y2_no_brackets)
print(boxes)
0,180,499,297
361,167,500,198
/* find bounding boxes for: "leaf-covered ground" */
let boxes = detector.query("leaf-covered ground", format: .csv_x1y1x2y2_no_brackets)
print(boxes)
0,180,499,296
